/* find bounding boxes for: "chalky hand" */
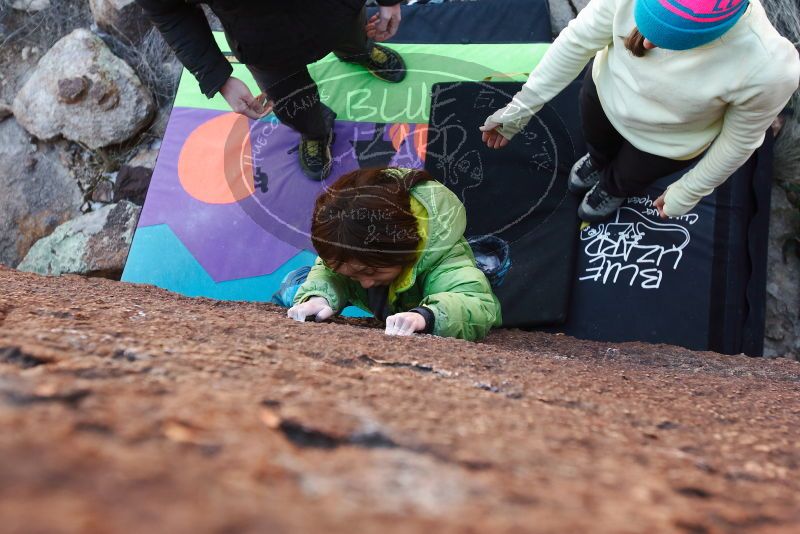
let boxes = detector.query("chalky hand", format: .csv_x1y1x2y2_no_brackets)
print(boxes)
385,312,426,336
287,297,334,323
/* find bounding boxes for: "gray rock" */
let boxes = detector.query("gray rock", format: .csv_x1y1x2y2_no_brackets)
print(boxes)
764,186,800,359
11,0,50,12
18,201,141,279
89,0,150,43
0,103,12,120
91,180,115,203
0,118,83,268
127,145,159,170
12,29,155,149
548,0,589,35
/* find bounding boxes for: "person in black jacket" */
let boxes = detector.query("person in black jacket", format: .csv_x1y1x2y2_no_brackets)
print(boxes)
136,0,407,180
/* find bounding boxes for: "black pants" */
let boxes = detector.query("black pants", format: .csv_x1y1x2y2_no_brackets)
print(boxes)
579,67,701,198
247,8,372,140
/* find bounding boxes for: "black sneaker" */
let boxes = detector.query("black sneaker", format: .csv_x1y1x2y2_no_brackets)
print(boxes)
299,133,333,181
578,183,625,223
568,153,603,194
357,44,406,83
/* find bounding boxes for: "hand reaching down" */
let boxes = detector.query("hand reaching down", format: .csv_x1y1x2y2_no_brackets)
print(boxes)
366,5,402,42
385,312,426,336
219,77,272,120
479,121,510,149
287,297,334,323
653,194,668,219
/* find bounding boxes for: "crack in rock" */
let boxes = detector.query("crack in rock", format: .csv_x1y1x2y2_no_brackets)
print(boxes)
0,346,51,368
3,387,91,408
260,404,491,471
536,397,598,413
674,486,712,499
358,354,454,377
566,0,580,16
278,419,398,451
473,381,524,399
0,305,13,326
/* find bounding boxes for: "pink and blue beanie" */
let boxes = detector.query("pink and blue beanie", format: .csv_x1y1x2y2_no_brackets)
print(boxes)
634,0,750,50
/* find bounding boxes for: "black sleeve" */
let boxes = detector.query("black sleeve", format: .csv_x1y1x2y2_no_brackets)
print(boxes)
136,0,233,98
409,306,435,335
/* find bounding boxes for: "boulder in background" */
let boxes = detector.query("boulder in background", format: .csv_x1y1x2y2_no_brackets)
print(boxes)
12,29,155,149
0,117,82,268
10,0,50,12
764,186,800,358
112,144,160,205
89,0,150,43
17,201,141,279
548,0,589,35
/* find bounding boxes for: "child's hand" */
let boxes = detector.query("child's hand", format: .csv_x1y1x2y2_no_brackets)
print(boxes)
385,312,426,336
653,194,668,219
479,121,510,149
287,297,334,323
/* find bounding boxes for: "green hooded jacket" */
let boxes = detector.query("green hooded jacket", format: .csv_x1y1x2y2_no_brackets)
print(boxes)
293,176,502,341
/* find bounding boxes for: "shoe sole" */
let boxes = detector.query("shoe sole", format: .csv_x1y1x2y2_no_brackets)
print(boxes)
577,198,622,223
568,171,593,195
577,205,613,223
300,155,332,181
366,47,407,83
567,154,599,195
367,69,407,84
299,143,333,181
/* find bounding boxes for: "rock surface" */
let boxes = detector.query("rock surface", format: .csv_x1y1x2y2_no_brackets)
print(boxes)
548,0,589,35
17,201,141,278
10,0,50,12
0,103,12,120
89,0,150,43
12,29,154,149
127,145,160,170
112,165,153,205
1,267,800,532
764,186,800,358
0,117,82,268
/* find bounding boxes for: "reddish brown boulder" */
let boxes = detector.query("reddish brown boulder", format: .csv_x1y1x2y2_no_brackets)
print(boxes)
1,267,799,532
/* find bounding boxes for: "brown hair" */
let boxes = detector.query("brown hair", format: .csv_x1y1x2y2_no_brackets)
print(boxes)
311,168,432,269
625,27,648,57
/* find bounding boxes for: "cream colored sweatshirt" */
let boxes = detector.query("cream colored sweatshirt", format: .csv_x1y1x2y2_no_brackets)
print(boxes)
487,0,800,217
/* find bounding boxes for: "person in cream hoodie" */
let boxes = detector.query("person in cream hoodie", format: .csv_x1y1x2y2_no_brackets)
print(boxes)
480,0,800,222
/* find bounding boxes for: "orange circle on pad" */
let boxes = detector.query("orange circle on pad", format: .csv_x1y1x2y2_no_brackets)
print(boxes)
178,112,255,204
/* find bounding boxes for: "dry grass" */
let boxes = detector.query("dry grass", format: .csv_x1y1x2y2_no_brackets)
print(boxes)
101,27,181,110
0,0,92,51
0,0,181,174
761,0,800,47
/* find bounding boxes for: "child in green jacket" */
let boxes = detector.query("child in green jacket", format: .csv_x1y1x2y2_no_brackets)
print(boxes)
287,167,502,341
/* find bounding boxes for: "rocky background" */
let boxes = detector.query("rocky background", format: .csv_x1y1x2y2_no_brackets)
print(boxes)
0,0,798,357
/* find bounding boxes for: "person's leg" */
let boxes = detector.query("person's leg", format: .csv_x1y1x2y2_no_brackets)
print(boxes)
332,7,406,83
247,64,336,180
579,66,624,168
602,142,700,198
333,6,372,63
247,64,334,140
568,67,626,194
271,266,312,307
578,141,701,222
